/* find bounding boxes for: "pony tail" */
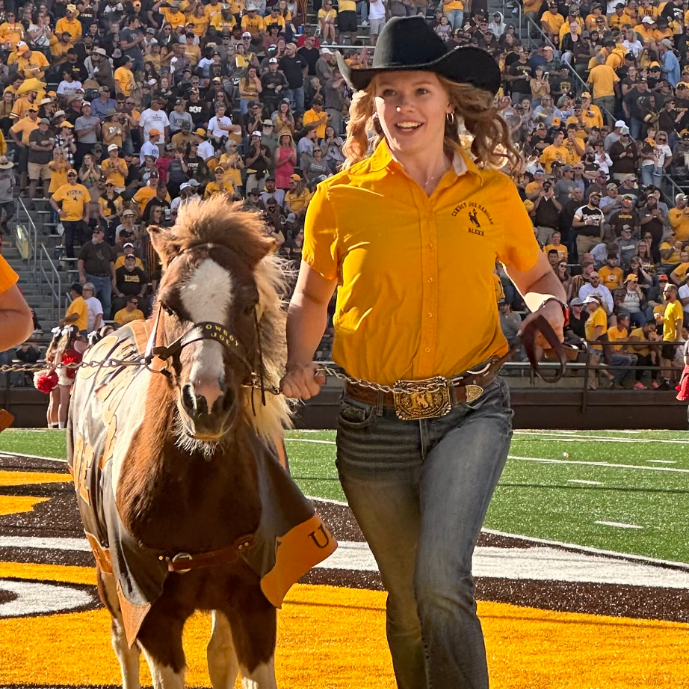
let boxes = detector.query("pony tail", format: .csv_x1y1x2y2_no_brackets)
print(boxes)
342,87,377,169
463,106,521,176
440,76,522,176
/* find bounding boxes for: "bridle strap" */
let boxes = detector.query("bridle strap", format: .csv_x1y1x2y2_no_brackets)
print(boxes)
143,243,271,408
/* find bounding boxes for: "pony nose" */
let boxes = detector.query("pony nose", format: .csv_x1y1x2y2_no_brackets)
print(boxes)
181,379,227,416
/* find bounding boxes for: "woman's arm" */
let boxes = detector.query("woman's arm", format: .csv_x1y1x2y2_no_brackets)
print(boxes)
282,262,337,399
505,251,567,340
0,283,33,349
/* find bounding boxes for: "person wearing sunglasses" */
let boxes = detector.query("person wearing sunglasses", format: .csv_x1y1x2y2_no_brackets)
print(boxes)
113,292,145,326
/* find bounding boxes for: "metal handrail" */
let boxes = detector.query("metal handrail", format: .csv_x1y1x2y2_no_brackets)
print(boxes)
39,243,61,322
15,196,38,279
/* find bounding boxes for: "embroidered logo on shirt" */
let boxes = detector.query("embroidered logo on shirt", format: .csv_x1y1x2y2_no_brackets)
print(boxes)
452,201,493,236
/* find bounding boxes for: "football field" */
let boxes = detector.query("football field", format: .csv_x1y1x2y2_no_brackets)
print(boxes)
0,428,688,688
2,427,688,563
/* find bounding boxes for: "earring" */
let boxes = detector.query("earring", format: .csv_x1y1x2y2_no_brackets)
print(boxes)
446,112,456,126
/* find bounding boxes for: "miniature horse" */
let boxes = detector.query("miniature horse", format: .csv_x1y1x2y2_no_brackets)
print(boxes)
67,196,336,689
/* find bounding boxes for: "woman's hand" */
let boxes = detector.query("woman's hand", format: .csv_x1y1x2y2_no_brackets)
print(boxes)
518,299,565,347
280,361,325,399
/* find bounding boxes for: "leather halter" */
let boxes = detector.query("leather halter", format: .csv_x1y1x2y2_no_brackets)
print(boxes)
143,243,269,408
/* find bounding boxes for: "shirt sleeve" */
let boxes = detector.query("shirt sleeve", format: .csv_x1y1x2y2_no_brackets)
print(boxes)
496,181,541,272
0,254,18,295
303,184,339,281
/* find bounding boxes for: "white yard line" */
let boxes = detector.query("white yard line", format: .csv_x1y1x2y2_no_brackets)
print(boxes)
568,479,603,485
514,431,689,445
647,460,677,464
0,452,67,463
0,535,91,551
595,521,643,530
3,532,686,589
316,541,689,588
509,455,689,473
285,438,336,445
305,496,689,570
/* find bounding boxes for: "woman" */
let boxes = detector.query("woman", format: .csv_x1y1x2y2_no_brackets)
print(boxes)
555,260,573,299
79,153,101,188
51,325,87,429
239,66,262,115
48,147,71,200
219,139,244,192
274,131,297,189
620,273,647,326
628,254,654,293
530,65,550,107
272,98,296,134
303,146,329,182
321,124,345,173
98,180,123,242
280,17,565,689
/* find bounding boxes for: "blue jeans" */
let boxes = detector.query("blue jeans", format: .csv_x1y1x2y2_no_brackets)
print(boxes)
610,352,637,386
336,378,513,689
357,0,368,22
85,272,112,321
286,86,304,114
444,8,464,30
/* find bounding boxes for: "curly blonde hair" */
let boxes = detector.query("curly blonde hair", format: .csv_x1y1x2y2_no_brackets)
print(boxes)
342,74,520,173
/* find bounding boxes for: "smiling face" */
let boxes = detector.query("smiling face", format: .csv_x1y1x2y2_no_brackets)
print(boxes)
373,71,452,161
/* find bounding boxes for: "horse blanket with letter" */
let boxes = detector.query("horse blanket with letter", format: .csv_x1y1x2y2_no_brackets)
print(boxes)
67,320,337,644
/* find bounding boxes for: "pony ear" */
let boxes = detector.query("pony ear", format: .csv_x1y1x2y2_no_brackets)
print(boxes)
148,225,180,268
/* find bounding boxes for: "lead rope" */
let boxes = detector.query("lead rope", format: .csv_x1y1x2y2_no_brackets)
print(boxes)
253,306,267,409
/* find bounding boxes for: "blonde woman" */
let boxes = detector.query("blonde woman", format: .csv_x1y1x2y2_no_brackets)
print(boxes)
281,18,565,689
48,147,70,197
274,131,297,189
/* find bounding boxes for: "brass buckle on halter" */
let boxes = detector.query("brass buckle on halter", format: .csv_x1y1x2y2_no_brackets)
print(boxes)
392,376,452,421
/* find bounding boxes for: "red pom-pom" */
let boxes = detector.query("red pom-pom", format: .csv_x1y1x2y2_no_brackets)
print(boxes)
34,370,58,394
61,351,82,380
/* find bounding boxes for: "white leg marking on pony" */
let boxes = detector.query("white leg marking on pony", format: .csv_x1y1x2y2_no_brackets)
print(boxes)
100,571,141,689
141,648,185,689
208,610,240,689
240,657,278,689
180,258,233,385
111,619,141,689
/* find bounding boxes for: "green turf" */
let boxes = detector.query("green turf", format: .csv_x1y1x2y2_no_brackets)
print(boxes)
0,429,66,459
2,428,688,563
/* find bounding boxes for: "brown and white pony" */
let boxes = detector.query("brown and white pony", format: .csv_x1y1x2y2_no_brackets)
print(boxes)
68,196,333,689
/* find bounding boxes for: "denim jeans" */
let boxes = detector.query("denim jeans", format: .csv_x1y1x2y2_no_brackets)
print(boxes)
444,8,464,30
610,352,637,386
85,272,112,321
63,220,87,259
336,378,513,689
357,0,368,22
286,86,304,114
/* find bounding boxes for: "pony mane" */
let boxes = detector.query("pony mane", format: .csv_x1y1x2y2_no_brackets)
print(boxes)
151,196,294,443
153,196,273,269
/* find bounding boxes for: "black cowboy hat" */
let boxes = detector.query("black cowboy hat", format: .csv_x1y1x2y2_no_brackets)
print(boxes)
336,16,500,94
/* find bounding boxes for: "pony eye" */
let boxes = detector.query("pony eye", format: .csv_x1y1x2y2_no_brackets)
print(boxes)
162,304,175,318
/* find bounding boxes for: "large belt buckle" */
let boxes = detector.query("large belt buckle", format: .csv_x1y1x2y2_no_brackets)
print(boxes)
392,376,452,421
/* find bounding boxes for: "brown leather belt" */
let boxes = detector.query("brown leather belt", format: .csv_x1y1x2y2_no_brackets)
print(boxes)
343,315,572,421
161,534,253,574
344,358,505,421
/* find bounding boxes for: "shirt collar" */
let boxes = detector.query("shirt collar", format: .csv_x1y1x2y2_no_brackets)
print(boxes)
369,138,477,179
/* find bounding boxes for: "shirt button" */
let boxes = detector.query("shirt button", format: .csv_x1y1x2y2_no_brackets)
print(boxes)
427,244,433,249
427,313,433,318
427,278,433,284
425,347,431,353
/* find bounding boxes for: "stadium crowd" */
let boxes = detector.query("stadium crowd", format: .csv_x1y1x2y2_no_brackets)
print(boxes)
0,0,685,389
